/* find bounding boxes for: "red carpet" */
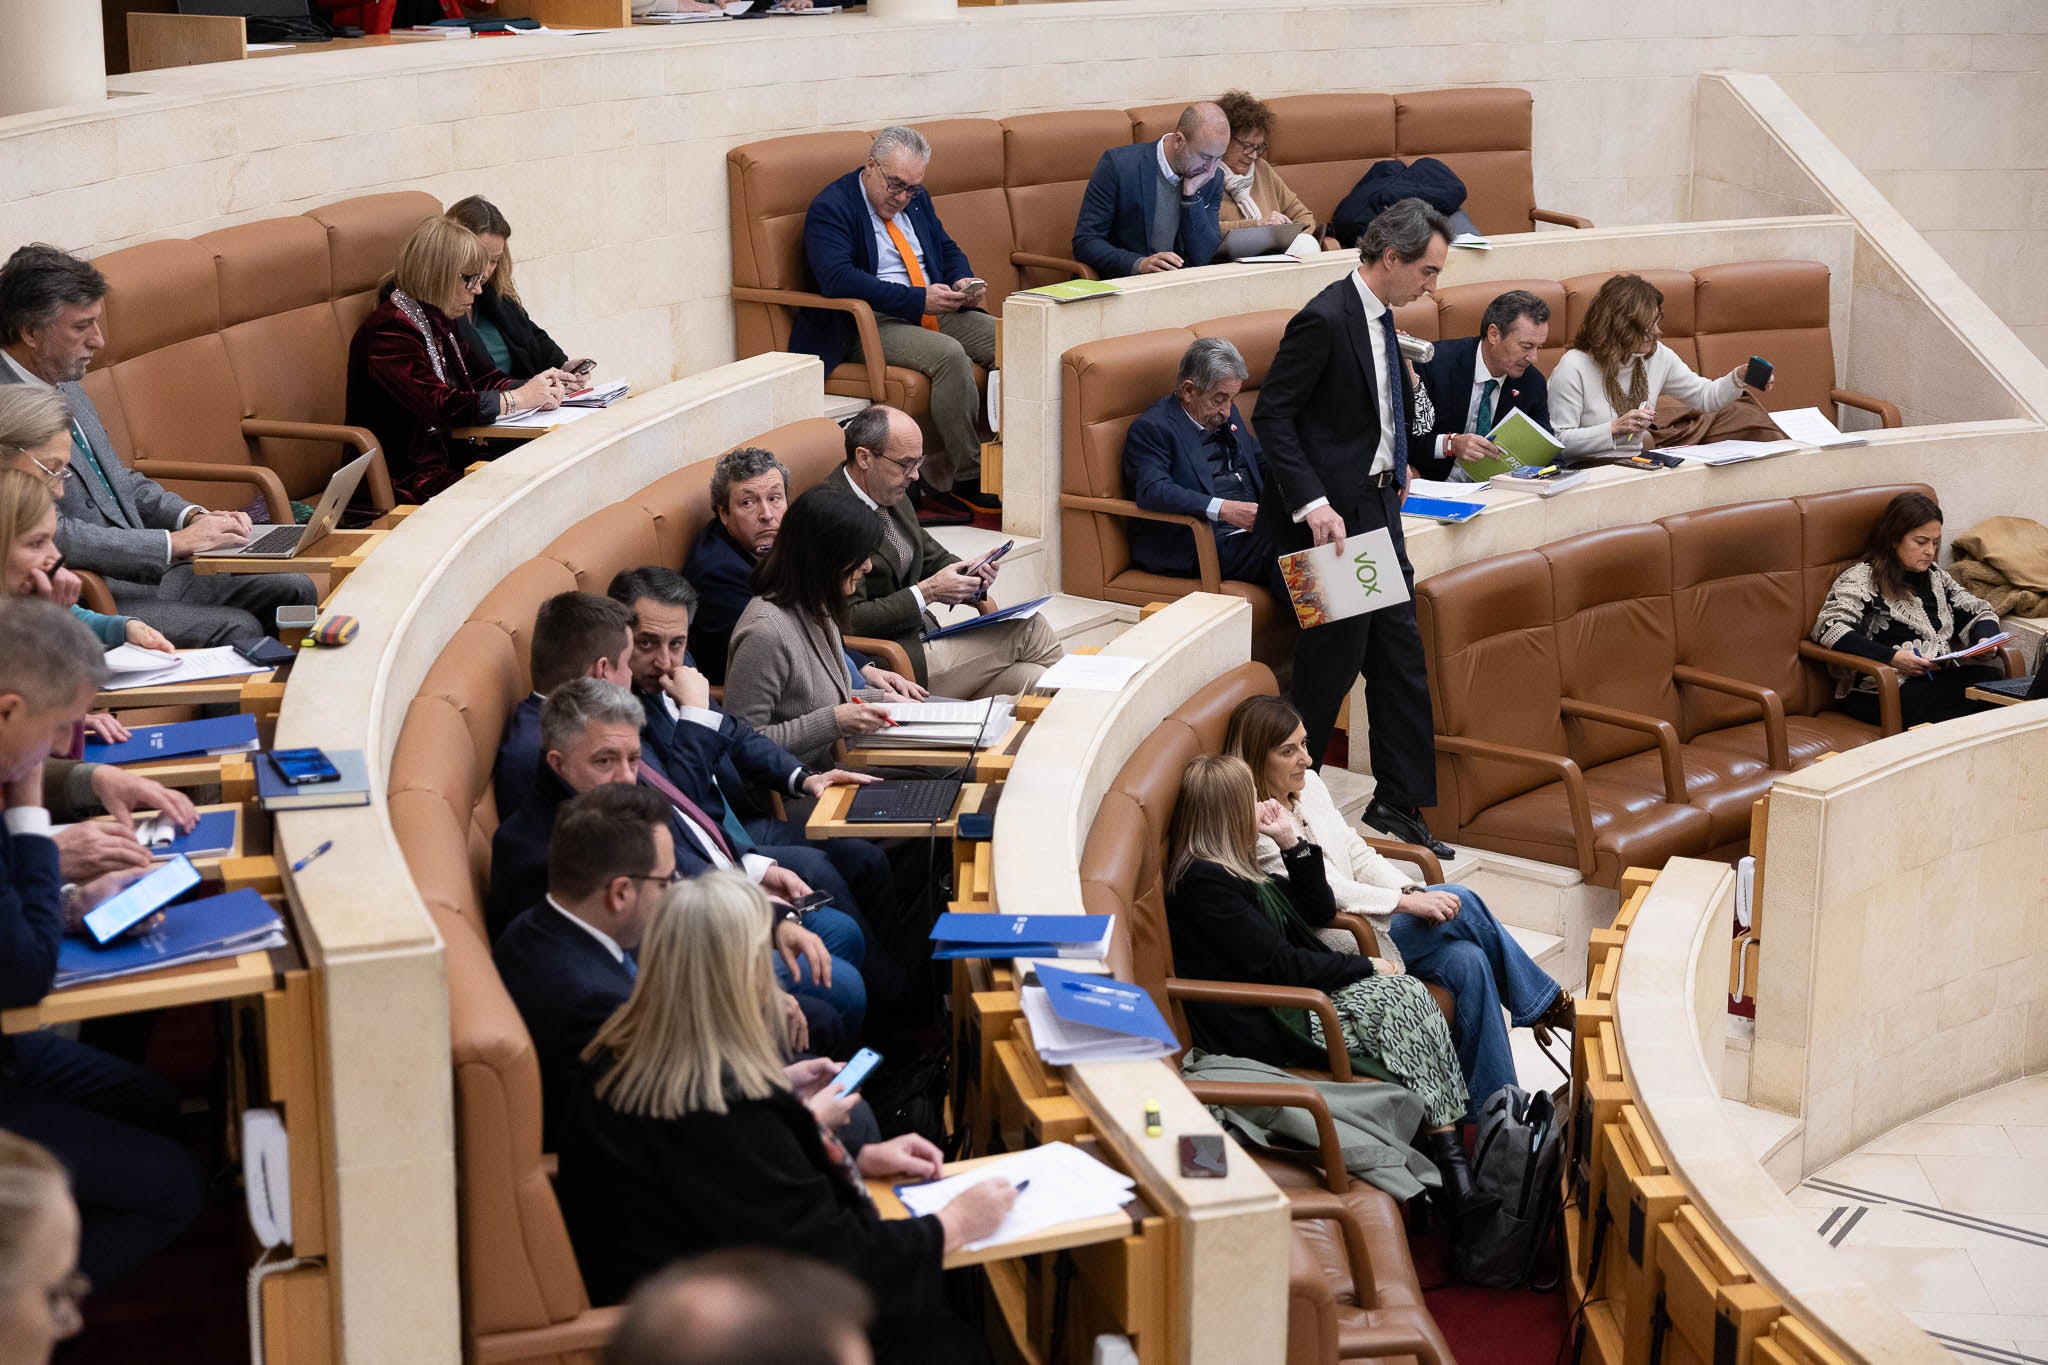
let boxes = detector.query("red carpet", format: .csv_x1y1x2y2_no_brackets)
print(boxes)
1411,1223,1571,1365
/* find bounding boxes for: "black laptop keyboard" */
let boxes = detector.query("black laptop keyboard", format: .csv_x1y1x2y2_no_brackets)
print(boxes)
243,525,304,556
1978,673,2041,700
846,778,962,824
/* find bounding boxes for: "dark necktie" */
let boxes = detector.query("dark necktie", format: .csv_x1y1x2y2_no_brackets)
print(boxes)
638,760,736,864
1475,378,1498,437
622,948,638,982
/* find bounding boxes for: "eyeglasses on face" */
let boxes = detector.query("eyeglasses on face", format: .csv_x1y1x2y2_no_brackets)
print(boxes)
873,450,924,474
869,164,920,198
627,868,685,887
28,453,71,485
1230,136,1268,157
460,272,487,290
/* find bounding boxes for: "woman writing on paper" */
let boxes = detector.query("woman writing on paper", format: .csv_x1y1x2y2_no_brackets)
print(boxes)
557,872,1011,1363
1223,695,1572,1118
1547,273,1762,458
444,197,595,386
724,488,920,770
1163,755,1494,1229
1813,490,2005,727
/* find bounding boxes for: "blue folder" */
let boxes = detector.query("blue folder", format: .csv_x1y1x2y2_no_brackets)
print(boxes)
1400,496,1485,524
921,595,1053,643
82,714,259,766
54,888,284,988
1034,965,1178,1048
149,809,238,860
930,912,1111,960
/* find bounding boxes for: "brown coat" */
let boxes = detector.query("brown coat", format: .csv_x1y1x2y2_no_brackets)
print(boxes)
1950,516,2048,617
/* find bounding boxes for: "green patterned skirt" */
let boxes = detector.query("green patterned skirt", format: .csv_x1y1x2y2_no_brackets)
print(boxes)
1307,974,1469,1128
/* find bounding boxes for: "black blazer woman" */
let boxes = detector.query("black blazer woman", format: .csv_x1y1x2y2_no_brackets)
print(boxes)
445,196,591,384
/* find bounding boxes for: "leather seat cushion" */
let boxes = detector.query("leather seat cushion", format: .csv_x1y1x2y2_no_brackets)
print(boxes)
1462,781,1712,888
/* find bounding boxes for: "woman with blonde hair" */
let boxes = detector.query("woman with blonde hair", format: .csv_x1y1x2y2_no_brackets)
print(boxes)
444,195,594,385
1547,272,1759,457
0,464,167,654
1164,755,1493,1226
345,214,579,503
0,1132,86,1365
557,871,1011,1362
1223,695,1571,1118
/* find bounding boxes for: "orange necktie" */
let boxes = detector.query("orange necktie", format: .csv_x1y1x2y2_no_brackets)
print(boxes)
882,216,940,331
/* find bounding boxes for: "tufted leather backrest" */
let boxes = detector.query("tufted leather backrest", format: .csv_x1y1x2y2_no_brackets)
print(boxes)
1563,268,1700,372
726,129,876,358
917,119,1022,308
1001,109,1137,286
303,190,442,339
1692,260,1837,415
1433,278,1571,376
1543,524,1681,768
1662,500,1809,733
1395,88,1536,235
1262,94,1400,230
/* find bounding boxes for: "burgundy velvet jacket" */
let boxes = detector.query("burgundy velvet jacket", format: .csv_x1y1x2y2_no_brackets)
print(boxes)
345,286,519,504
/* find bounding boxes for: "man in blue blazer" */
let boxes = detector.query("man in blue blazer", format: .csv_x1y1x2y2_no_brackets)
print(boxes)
791,127,997,515
1408,289,1555,482
1072,103,1230,279
1121,337,1286,598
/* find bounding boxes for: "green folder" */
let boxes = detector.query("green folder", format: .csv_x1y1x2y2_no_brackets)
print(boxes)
1458,407,1564,481
1019,279,1123,303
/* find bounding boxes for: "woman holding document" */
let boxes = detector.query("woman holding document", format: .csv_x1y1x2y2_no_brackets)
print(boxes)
557,872,1010,1362
1812,490,2006,727
1163,755,1495,1232
725,488,922,769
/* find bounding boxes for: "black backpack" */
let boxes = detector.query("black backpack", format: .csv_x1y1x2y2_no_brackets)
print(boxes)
1452,1084,1567,1289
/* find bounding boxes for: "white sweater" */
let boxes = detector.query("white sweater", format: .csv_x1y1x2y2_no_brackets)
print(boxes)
1546,344,1738,457
1254,769,1412,970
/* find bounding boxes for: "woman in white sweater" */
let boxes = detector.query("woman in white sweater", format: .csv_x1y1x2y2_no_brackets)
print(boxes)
1547,273,1755,459
1225,695,1572,1117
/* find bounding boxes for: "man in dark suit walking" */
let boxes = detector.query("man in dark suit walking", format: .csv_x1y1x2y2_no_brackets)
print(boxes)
793,127,997,516
0,244,314,649
1073,103,1230,279
1253,198,1455,858
1408,289,1555,482
1121,337,1285,597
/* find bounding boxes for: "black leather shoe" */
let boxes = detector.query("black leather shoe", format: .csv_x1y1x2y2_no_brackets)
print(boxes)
1363,798,1455,861
952,478,1002,513
912,481,973,526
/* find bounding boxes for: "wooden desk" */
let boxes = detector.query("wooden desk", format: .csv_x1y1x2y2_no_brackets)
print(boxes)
193,528,387,581
843,719,1027,780
2,944,290,1034
95,670,277,712
805,781,992,840
866,1151,1144,1270
452,424,552,442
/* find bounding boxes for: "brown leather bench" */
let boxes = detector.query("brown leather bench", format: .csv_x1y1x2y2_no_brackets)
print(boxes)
1413,484,2025,887
1077,662,1452,1365
1058,259,1902,635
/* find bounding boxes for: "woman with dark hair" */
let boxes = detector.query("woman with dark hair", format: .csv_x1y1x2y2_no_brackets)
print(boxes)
444,196,594,385
1223,694,1570,1117
1213,89,1319,249
1813,490,2005,726
723,487,903,768
1548,273,1759,458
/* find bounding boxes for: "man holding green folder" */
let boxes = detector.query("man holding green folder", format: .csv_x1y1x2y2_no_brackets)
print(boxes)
1408,289,1557,483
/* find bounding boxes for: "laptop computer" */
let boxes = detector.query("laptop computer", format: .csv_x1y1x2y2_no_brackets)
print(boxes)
1212,222,1307,262
212,452,373,560
844,697,996,825
1974,665,2048,703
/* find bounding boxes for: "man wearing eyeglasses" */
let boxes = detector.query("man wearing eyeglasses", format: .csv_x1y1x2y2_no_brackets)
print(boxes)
1073,102,1230,279
792,126,998,522
830,406,1062,700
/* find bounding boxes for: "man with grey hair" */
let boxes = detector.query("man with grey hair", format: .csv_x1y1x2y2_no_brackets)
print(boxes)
1120,337,1285,596
1409,287,1555,482
792,127,998,518
1073,102,1229,278
1254,197,1455,858
0,243,315,650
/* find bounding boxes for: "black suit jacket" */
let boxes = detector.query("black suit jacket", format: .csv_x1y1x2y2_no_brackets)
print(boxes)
484,765,573,941
493,900,635,1148
681,520,757,685
1121,394,1267,577
0,825,62,1014
1252,276,1411,553
1406,336,1552,481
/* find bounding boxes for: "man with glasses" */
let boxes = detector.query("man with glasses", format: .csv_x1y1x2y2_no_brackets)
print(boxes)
1073,102,1230,278
793,126,998,520
829,406,1061,699
0,244,315,650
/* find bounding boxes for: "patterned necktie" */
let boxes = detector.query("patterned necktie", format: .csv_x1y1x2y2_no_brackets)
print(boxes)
69,422,122,514
882,216,940,332
1376,308,1405,474
878,506,913,577
1475,378,1498,437
638,760,736,864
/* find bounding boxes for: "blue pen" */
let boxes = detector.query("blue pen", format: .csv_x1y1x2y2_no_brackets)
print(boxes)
291,839,333,873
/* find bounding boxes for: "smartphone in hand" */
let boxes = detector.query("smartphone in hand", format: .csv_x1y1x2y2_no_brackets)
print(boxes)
1743,355,1773,389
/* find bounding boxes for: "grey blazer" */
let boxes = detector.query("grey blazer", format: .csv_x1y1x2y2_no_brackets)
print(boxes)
724,597,873,770
0,366,194,582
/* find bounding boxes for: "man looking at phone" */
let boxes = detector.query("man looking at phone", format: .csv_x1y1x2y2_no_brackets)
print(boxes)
792,127,998,518
0,598,205,1288
831,407,1063,700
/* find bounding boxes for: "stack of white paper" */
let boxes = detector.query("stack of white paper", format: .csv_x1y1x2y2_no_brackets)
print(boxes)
895,1141,1137,1251
1768,406,1866,448
1030,653,1148,694
491,403,601,430
99,646,269,692
862,700,1010,749
1020,986,1176,1066
1659,439,1800,466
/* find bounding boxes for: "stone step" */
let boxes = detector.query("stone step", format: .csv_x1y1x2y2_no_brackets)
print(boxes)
1507,923,1566,976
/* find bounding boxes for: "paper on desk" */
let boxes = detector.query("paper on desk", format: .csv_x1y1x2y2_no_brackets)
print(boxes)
1031,653,1147,693
98,646,267,691
1406,477,1490,500
1768,406,1865,448
490,403,601,430
1659,439,1800,466
895,1141,1136,1252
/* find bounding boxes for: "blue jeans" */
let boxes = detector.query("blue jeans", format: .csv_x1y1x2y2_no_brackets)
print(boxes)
774,905,867,1048
1386,884,1559,1122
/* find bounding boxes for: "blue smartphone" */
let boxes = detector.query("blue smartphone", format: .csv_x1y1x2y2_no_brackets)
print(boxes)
83,855,200,946
270,747,341,785
832,1047,883,1096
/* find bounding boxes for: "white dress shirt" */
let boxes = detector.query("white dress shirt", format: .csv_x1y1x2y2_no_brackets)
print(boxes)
863,192,928,289
1154,138,1182,188
1291,272,1396,523
658,692,776,882
546,894,626,964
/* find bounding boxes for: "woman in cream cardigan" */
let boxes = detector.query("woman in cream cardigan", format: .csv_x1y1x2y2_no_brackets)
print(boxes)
1547,272,1761,459
724,487,907,770
1224,695,1571,1116
1214,90,1321,256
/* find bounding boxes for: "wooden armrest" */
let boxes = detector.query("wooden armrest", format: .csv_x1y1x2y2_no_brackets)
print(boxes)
1165,977,1353,1081
731,286,887,402
1433,734,1593,878
1184,1080,1349,1193
240,418,394,511
1009,250,1098,281
1531,207,1594,230
1360,836,1442,887
72,569,118,615
1671,665,1790,770
844,634,914,677
1328,911,1381,959
474,1307,623,1364
1797,641,1902,734
1057,493,1223,590
1999,642,2026,678
1560,697,1686,801
129,460,291,523
1829,387,1902,429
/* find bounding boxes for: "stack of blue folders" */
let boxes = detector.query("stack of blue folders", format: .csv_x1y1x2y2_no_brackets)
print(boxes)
82,714,259,765
928,912,1112,961
1019,965,1177,1065
54,889,287,989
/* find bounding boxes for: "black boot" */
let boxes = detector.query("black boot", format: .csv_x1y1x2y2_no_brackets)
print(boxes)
1421,1128,1497,1230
